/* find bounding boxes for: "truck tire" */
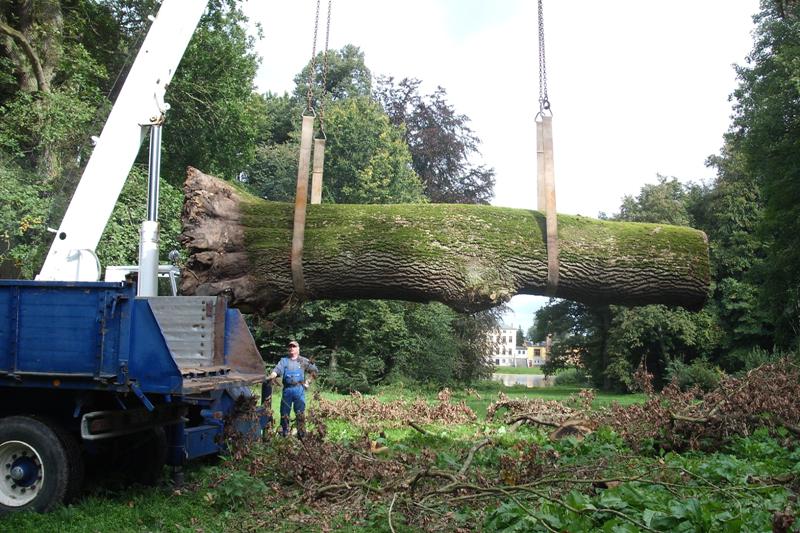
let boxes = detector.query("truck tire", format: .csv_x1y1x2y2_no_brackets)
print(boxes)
47,420,84,503
0,416,76,513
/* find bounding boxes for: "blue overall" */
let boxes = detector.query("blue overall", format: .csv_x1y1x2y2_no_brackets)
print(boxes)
271,356,317,436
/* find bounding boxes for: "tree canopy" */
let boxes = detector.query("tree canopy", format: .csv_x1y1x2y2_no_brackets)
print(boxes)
2,1,796,390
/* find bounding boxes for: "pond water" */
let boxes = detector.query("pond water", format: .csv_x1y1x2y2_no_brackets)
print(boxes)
492,373,553,388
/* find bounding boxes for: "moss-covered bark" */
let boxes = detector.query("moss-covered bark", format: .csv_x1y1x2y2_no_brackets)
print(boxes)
180,168,710,313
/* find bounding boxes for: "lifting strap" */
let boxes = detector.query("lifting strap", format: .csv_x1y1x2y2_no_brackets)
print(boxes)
291,113,315,298
311,0,332,204
536,0,559,297
291,0,330,298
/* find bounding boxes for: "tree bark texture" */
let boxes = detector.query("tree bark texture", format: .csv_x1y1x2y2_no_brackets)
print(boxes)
180,168,710,314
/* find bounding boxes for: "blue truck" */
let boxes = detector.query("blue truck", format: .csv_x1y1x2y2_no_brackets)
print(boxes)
0,0,271,512
0,280,268,512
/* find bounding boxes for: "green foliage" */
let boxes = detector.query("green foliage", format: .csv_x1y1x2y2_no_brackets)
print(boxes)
322,96,424,204
292,44,372,105
0,52,107,180
246,140,300,202
616,174,693,226
484,430,799,532
700,148,773,365
515,326,524,346
728,2,800,347
95,166,184,269
665,357,722,392
605,305,722,389
261,91,300,145
0,162,49,278
204,468,267,510
258,300,495,391
553,367,590,386
161,3,265,182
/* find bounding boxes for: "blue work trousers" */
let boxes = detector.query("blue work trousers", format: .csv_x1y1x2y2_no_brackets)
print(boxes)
280,385,306,418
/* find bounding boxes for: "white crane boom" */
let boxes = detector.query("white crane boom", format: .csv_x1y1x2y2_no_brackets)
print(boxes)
37,0,208,282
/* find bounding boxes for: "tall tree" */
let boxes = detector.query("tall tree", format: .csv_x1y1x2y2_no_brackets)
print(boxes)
699,147,773,367
1,0,265,274
376,76,496,204
728,0,800,348
159,1,264,182
516,326,525,346
292,44,372,107
0,0,108,182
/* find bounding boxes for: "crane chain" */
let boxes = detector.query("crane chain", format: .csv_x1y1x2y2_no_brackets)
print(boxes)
538,0,550,113
306,0,322,114
319,0,332,135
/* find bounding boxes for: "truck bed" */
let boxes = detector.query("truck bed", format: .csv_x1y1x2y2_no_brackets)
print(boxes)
0,280,265,394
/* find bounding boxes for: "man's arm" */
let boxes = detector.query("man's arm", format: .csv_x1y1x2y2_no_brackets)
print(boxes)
266,358,285,381
302,358,319,388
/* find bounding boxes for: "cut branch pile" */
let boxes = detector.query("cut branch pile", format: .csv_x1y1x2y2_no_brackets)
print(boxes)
314,388,476,429
208,362,800,530
486,392,581,427
596,358,800,450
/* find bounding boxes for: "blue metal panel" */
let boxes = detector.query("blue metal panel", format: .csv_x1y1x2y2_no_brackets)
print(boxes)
0,282,135,378
0,286,16,372
17,286,103,374
0,280,134,382
184,424,222,460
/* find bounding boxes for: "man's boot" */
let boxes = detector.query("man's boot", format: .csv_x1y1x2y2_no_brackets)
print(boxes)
296,412,306,439
280,415,290,437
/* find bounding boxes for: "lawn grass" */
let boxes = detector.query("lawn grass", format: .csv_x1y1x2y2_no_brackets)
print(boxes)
491,365,544,375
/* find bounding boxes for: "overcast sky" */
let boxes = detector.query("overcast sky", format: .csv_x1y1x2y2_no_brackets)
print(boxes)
242,0,760,330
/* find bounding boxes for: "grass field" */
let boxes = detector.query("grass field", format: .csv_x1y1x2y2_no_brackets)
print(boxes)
490,365,544,375
2,380,796,532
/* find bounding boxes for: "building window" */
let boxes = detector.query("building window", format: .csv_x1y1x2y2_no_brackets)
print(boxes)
534,349,541,356
495,359,500,365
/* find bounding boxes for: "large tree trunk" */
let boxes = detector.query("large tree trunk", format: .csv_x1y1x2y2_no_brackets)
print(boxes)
180,168,710,314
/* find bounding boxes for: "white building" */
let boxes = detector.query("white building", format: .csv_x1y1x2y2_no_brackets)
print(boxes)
487,325,525,367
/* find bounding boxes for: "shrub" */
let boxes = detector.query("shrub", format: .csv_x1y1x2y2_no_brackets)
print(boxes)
554,367,590,386
665,358,722,392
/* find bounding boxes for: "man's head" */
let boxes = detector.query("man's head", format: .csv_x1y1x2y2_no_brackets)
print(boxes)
288,340,299,357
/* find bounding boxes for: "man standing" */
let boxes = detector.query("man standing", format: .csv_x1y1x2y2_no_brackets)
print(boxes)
266,340,318,438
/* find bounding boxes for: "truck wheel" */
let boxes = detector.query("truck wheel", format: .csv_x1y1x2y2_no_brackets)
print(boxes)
0,416,74,513
48,421,84,503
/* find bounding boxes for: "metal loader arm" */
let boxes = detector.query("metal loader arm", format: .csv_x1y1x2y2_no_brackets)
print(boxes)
37,0,208,282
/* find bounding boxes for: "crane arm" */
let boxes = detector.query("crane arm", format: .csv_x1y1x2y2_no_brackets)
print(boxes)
37,0,208,282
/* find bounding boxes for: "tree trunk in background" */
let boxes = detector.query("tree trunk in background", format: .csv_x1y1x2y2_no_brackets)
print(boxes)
180,168,710,314
0,0,63,179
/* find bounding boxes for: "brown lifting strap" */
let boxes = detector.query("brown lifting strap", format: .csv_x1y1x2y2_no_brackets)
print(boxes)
310,136,325,204
291,113,315,298
536,0,558,297
537,114,559,296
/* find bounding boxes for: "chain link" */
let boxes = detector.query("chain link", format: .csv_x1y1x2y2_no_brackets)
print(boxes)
538,0,550,113
319,0,332,134
306,0,321,114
